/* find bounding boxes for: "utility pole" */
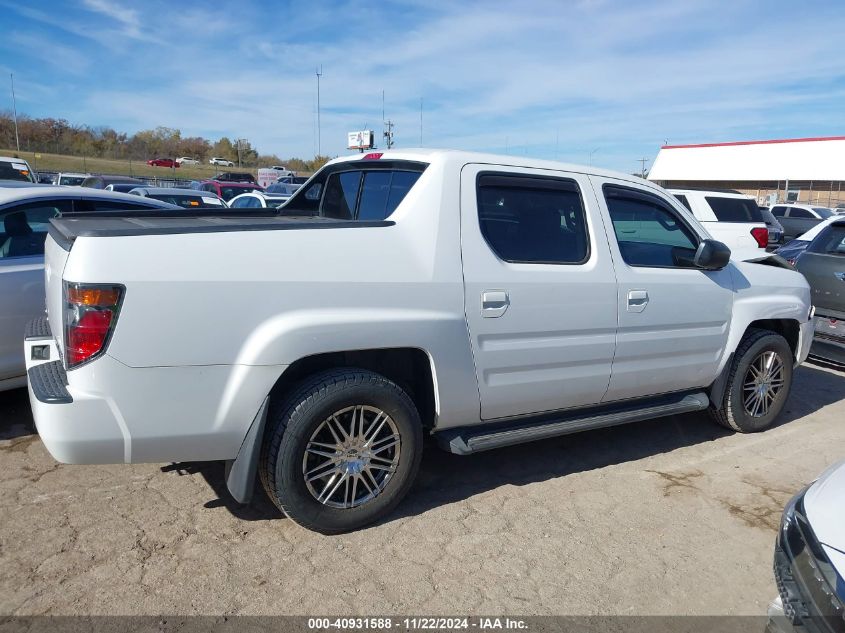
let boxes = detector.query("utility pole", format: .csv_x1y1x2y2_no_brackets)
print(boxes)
383,120,394,149
315,66,323,156
382,89,394,149
10,73,20,152
637,157,649,178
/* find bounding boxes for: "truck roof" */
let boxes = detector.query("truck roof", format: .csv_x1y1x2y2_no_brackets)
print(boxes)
329,148,656,189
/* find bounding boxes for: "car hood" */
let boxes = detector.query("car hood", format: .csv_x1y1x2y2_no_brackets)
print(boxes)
804,460,845,553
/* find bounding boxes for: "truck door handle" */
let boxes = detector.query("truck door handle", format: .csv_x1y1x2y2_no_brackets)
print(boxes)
481,290,509,318
627,290,649,313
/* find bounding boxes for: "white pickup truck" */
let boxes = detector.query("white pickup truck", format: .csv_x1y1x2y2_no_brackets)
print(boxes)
25,149,814,533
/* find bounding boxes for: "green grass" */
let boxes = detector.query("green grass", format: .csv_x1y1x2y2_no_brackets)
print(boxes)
0,148,256,181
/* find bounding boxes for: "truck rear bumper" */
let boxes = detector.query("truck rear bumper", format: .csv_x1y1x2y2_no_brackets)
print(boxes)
25,319,286,465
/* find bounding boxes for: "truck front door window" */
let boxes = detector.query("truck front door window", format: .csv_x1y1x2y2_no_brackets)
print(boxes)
605,195,698,268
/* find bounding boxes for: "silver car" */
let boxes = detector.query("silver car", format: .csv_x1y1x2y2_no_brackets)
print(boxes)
0,187,177,390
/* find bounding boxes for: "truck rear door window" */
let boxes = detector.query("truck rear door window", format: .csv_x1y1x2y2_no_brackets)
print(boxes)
476,174,589,264
705,196,763,223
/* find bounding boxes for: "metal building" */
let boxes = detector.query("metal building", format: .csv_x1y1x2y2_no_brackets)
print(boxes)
648,136,845,208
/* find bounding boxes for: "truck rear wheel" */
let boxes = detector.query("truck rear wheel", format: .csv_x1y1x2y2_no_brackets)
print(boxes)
260,368,423,534
709,329,793,433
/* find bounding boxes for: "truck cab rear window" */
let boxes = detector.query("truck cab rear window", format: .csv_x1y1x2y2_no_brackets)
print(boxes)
281,160,426,221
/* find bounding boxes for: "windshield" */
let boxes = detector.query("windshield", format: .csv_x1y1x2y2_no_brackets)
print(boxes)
0,161,35,183
59,176,86,186
808,225,845,255
813,207,834,218
220,186,260,201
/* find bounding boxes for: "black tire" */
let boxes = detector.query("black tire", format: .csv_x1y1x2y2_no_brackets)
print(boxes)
260,368,423,534
709,328,794,432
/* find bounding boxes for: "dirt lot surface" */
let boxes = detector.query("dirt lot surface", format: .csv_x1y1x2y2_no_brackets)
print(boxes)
1,363,844,616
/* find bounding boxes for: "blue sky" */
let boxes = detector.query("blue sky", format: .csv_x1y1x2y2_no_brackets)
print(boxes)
1,0,844,171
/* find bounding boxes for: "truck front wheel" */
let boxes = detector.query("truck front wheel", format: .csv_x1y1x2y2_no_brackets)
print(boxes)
709,329,794,433
260,368,423,534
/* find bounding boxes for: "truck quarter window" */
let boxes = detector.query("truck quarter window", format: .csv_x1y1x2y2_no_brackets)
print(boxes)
604,187,698,268
281,160,428,219
673,194,692,211
0,199,72,259
476,174,589,264
322,171,363,220
705,196,763,223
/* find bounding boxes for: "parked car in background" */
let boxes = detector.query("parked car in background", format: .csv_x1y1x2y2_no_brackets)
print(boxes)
209,157,235,167
0,188,177,391
53,172,89,186
771,204,835,241
198,180,263,202
265,182,300,196
214,172,256,184
37,173,56,184
24,149,813,533
774,216,841,265
146,158,179,168
793,219,845,366
759,206,785,248
277,176,309,186
0,156,36,184
768,461,845,630
228,191,290,209
176,157,199,165
269,165,294,175
128,187,226,208
82,175,144,190
668,189,768,255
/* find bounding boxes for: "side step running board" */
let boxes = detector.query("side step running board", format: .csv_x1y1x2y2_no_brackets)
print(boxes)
437,392,709,455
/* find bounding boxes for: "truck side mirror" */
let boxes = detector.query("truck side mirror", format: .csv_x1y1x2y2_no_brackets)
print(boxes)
694,239,731,270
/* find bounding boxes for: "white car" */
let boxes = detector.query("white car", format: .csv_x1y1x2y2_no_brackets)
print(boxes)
667,189,769,257
176,157,199,166
53,172,89,186
209,157,235,167
0,156,36,184
25,149,813,533
768,460,845,630
228,191,290,209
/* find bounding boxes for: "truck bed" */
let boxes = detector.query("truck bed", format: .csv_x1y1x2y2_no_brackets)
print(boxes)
48,212,393,249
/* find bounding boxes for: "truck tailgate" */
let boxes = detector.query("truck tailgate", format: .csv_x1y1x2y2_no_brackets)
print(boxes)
44,234,71,359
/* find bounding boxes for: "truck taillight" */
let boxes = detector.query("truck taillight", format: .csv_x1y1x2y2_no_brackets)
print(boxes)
64,282,124,368
750,227,768,248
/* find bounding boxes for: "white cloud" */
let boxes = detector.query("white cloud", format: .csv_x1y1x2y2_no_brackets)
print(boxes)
6,0,845,170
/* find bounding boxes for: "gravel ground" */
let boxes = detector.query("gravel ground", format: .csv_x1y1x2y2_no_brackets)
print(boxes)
1,362,843,616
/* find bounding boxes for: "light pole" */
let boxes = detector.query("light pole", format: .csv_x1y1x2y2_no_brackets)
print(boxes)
315,66,323,156
589,147,599,166
10,73,20,152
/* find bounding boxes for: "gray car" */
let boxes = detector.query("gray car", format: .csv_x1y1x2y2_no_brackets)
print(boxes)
794,218,845,365
0,187,177,390
771,204,835,241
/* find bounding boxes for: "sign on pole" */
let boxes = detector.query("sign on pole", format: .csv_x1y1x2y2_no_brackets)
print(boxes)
347,130,375,151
